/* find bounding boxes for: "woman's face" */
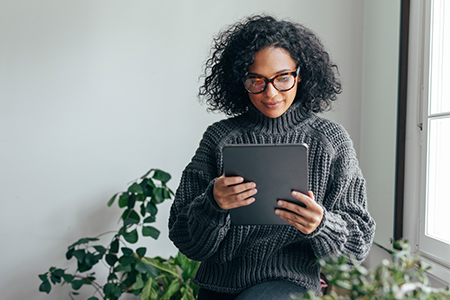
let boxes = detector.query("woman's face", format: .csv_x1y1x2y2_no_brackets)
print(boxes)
246,47,300,119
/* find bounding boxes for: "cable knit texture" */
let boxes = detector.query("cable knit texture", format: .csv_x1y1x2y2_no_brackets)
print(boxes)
168,101,376,295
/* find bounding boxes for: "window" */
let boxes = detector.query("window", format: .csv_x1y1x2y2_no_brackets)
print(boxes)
418,0,450,266
403,0,450,285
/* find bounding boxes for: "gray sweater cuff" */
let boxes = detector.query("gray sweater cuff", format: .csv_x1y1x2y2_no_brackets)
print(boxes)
188,178,229,227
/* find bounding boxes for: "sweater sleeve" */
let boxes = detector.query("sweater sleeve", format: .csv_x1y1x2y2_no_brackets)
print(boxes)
168,128,231,262
308,128,376,264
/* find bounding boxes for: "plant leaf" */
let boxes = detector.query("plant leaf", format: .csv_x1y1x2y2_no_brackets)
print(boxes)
141,257,180,279
143,216,156,224
105,254,118,267
128,182,144,194
118,193,130,208
87,297,99,300
50,274,61,284
121,247,134,256
110,238,119,254
94,245,107,255
123,209,140,226
135,261,150,274
107,193,119,207
63,274,74,283
136,247,146,258
141,277,158,300
147,178,156,188
145,202,158,216
68,237,99,249
103,282,115,296
113,285,123,298
142,226,160,239
119,254,136,266
133,273,145,290
38,273,48,281
114,264,132,273
122,229,138,244
127,193,137,209
72,249,85,264
52,268,65,277
66,248,74,260
152,188,165,204
140,168,155,179
152,169,171,184
84,252,99,268
163,188,172,199
107,273,118,281
39,280,51,294
140,203,146,217
161,279,180,300
71,280,84,290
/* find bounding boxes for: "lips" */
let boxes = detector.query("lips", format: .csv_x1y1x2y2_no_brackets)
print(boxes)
262,101,282,109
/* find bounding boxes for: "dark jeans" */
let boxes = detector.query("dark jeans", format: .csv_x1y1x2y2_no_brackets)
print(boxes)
197,280,307,300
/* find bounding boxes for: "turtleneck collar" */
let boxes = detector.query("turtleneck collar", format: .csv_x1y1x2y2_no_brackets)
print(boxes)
241,100,312,134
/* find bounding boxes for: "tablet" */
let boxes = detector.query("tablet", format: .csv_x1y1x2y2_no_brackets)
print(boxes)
223,143,309,225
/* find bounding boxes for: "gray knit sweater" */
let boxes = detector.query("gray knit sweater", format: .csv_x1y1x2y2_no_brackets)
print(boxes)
168,101,376,294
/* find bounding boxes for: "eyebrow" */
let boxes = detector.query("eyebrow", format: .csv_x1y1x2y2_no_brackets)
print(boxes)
246,68,296,77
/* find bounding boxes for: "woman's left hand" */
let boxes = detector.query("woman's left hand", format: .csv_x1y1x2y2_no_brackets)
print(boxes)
275,191,323,234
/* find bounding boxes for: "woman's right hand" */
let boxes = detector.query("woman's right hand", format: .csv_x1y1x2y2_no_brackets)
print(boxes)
213,174,257,210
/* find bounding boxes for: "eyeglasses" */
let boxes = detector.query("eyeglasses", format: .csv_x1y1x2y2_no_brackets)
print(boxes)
243,67,300,94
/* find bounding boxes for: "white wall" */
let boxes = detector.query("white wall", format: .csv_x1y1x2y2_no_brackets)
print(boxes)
360,0,400,249
1,1,372,299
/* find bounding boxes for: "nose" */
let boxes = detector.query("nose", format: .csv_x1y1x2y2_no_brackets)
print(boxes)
264,82,278,98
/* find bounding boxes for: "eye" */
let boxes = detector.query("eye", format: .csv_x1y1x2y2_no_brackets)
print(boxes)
250,77,264,84
275,74,292,83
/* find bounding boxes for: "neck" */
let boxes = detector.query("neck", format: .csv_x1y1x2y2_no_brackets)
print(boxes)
243,101,311,134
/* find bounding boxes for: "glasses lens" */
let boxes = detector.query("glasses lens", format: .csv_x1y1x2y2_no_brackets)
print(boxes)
273,74,295,91
244,76,266,93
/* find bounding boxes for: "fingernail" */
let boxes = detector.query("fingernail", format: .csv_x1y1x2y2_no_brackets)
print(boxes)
278,200,283,206
275,209,280,215
292,191,298,196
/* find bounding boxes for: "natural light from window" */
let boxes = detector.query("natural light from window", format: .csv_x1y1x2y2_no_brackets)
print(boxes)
425,0,450,245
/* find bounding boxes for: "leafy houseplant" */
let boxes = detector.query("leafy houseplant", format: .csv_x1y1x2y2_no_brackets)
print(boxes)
38,168,199,300
300,240,450,300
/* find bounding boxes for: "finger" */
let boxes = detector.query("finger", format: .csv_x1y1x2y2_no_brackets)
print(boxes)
219,192,256,210
275,209,315,235
221,175,245,187
276,200,305,216
232,197,256,208
291,191,321,211
275,208,304,224
228,181,256,195
236,186,258,201
278,198,323,221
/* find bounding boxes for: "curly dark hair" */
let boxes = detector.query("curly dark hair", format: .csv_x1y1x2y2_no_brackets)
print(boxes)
199,15,342,116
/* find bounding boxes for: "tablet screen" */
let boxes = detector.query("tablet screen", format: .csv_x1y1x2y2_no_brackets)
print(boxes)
223,143,308,225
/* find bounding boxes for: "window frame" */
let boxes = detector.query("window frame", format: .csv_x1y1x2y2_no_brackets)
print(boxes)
400,0,450,285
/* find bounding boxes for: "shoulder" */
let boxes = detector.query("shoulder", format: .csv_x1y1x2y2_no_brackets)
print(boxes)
200,116,247,146
186,117,242,171
308,115,350,141
305,114,355,158
308,114,352,142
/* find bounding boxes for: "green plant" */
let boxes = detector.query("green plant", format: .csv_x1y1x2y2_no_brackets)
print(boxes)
299,240,450,300
38,168,199,300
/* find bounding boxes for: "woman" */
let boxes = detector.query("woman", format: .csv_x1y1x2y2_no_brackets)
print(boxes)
168,15,375,299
